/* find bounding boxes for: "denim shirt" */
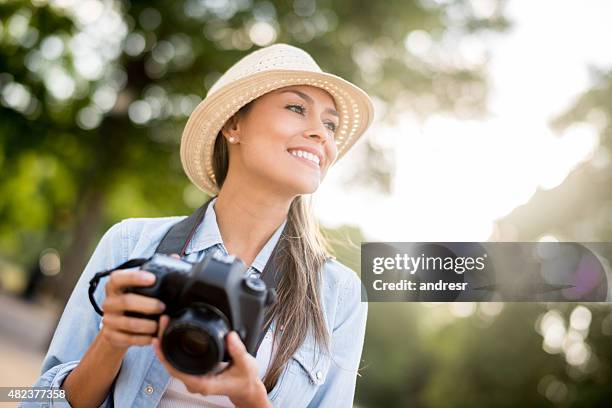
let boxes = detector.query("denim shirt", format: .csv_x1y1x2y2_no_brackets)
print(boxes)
27,201,368,408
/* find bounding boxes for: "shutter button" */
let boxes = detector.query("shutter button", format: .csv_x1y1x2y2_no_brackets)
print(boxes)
144,385,154,395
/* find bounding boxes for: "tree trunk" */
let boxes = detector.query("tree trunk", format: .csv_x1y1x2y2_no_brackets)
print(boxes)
55,188,105,307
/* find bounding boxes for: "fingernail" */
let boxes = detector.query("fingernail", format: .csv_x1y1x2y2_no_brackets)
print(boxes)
158,302,165,311
141,272,155,282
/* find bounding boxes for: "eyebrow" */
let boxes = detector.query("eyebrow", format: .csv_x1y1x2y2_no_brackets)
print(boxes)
280,89,339,118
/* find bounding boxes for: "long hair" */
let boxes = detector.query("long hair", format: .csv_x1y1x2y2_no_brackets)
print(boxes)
212,103,331,390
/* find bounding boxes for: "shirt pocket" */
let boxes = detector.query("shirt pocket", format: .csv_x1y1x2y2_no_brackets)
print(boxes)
280,344,330,405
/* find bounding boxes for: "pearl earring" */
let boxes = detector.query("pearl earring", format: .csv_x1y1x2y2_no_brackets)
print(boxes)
228,136,237,143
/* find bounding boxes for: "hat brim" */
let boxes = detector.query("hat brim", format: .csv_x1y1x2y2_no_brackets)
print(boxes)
180,69,374,196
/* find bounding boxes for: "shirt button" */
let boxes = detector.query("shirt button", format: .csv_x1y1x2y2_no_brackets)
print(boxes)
144,385,154,395
316,371,323,380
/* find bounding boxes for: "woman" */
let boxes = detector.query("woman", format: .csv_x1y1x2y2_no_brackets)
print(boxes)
30,43,374,408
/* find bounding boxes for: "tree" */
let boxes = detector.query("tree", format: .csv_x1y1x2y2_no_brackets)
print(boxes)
1,0,508,305
492,67,612,407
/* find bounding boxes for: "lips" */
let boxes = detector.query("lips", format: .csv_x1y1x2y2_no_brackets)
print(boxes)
288,149,320,170
286,146,324,167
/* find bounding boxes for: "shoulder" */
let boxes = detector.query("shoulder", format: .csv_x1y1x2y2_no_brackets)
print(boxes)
103,215,188,259
321,257,363,294
119,215,187,240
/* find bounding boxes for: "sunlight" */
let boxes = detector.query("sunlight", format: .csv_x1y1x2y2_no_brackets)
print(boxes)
315,0,612,242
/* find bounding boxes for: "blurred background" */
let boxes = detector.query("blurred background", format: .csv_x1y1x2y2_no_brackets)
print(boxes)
1,0,611,406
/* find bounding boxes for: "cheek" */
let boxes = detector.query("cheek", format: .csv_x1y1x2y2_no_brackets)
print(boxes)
246,116,296,147
243,117,285,147
238,130,289,174
326,142,339,165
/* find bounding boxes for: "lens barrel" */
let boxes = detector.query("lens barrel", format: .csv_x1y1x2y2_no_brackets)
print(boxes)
161,307,230,374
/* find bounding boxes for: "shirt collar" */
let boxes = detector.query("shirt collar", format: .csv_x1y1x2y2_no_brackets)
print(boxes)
185,197,287,273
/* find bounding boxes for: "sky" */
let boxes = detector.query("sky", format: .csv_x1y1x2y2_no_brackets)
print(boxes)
314,0,612,242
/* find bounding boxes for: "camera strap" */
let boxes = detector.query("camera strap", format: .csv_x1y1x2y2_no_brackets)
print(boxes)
88,258,149,316
155,198,213,257
155,196,286,352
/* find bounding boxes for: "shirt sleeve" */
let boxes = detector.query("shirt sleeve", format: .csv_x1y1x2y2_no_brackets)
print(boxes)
23,221,129,408
306,273,368,408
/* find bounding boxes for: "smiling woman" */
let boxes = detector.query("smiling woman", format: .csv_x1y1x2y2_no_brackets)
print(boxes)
29,44,375,408
217,85,340,196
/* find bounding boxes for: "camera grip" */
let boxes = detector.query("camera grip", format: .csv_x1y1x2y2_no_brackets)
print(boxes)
124,310,161,321
123,283,164,321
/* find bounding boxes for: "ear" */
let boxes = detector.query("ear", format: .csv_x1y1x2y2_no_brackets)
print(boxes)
221,113,241,141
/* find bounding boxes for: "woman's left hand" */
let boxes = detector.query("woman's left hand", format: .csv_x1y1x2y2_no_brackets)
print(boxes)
152,315,271,408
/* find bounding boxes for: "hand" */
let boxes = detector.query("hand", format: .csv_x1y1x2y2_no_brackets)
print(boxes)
99,267,166,352
153,316,271,408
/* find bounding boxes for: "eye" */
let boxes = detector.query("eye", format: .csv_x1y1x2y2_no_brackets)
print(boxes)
324,121,337,132
286,104,305,115
287,103,337,134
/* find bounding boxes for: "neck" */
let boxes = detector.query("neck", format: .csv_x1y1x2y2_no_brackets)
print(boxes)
214,178,294,267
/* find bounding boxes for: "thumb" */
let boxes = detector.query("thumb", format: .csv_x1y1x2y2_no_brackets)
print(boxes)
227,331,248,361
169,253,181,259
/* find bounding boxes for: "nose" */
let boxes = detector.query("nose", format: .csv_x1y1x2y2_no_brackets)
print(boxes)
301,123,338,166
302,121,330,145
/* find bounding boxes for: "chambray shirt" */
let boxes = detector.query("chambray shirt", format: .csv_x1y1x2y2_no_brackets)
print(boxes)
27,200,368,408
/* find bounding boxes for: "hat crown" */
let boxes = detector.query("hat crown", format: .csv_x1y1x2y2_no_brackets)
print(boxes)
208,44,323,96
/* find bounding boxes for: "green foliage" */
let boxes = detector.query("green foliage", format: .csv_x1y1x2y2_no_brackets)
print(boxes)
356,303,612,407
323,223,363,272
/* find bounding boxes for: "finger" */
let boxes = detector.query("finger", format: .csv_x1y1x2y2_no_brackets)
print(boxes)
102,329,154,347
213,362,230,374
153,340,203,386
103,293,165,315
152,336,187,379
186,376,224,396
106,269,156,294
152,339,226,396
157,315,169,338
102,315,158,335
169,253,181,259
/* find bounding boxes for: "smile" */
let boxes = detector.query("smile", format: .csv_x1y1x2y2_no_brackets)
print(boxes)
288,149,321,168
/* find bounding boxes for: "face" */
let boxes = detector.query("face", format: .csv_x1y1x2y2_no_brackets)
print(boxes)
222,85,340,195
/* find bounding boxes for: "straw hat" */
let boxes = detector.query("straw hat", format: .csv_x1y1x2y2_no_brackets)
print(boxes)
180,43,375,195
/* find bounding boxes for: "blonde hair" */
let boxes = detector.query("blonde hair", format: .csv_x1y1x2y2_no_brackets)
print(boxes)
212,105,331,390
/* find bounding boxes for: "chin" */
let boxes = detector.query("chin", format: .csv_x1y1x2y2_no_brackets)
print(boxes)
268,167,321,195
299,184,319,195
284,177,321,195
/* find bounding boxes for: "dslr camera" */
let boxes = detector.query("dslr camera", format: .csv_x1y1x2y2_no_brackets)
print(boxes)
127,251,276,375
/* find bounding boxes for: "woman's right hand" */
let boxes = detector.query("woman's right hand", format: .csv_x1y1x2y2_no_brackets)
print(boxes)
99,269,166,351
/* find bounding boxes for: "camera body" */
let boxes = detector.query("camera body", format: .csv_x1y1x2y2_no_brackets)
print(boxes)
127,251,276,375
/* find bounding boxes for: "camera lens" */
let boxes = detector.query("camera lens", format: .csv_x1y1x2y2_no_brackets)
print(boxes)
162,307,230,375
179,329,210,357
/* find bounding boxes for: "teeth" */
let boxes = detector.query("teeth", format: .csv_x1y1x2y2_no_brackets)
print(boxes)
289,149,320,165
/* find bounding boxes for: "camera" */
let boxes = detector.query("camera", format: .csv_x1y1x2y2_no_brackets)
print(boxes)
126,251,276,375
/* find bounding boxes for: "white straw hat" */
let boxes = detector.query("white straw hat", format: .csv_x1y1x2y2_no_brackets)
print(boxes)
180,43,375,195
